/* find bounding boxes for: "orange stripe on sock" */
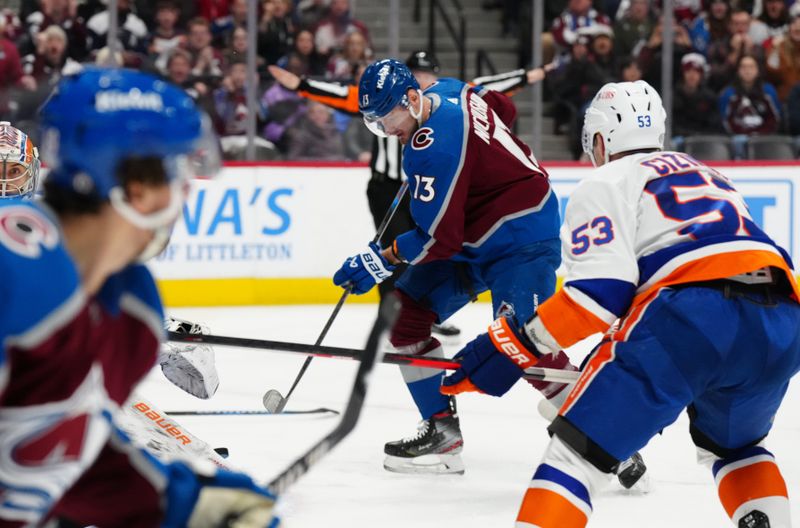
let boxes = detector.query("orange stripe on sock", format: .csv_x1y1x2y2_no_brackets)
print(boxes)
718,462,788,518
517,488,589,528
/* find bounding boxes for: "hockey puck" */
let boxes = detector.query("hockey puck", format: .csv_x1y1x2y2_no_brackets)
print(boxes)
213,447,230,458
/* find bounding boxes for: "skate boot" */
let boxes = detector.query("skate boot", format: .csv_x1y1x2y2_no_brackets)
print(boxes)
384,399,464,475
431,322,461,337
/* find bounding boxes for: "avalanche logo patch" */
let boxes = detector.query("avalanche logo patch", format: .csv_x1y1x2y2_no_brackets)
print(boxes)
411,127,434,150
0,205,59,258
495,301,516,319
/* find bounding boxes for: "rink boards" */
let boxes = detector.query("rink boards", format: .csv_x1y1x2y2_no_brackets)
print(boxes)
149,161,800,306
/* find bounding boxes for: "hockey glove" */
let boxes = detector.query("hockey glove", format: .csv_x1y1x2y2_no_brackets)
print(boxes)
161,317,219,399
441,317,541,397
163,461,280,528
333,242,395,295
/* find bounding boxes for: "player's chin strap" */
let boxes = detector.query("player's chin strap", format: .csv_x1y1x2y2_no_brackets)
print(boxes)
108,178,186,262
408,89,425,126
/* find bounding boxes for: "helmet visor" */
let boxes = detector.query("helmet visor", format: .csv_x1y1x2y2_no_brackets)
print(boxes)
362,98,410,138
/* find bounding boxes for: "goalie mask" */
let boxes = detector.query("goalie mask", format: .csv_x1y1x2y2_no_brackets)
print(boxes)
0,122,40,199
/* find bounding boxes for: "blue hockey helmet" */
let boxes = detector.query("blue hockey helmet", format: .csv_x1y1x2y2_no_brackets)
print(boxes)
39,66,219,201
359,59,420,136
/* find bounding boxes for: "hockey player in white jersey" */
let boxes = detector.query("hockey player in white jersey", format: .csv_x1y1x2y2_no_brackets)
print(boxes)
442,80,800,527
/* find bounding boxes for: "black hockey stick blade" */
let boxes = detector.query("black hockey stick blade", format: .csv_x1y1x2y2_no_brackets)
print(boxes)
267,296,399,494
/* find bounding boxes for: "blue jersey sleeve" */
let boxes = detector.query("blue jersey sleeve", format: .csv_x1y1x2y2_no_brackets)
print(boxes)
396,103,469,264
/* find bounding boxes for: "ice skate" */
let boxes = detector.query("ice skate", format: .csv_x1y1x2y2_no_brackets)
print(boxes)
384,400,464,475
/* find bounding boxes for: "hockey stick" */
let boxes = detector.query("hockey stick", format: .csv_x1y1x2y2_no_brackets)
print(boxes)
267,295,398,494
167,330,580,384
165,408,340,416
262,179,410,414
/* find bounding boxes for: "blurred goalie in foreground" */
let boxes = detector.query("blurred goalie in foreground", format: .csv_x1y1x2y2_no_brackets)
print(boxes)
0,69,278,528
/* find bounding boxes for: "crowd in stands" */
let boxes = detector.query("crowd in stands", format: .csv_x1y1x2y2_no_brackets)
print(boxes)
489,0,800,159
0,0,372,161
0,0,799,161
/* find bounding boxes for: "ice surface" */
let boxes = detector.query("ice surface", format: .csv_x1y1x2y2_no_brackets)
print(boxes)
139,303,800,527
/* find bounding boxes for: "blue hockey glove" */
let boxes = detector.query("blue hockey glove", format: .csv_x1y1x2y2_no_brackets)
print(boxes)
333,241,396,295
163,461,280,528
441,317,542,397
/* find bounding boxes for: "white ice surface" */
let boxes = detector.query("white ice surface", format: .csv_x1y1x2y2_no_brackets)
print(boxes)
139,303,800,527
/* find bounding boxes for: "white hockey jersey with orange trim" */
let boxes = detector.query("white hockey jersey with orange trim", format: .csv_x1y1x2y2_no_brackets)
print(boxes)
533,151,800,351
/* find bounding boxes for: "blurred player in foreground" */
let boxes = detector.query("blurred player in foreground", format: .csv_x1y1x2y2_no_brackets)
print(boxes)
0,68,278,527
442,80,800,527
332,58,569,474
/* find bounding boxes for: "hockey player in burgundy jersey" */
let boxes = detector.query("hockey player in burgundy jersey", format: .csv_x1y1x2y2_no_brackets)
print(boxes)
443,81,800,527
332,58,571,474
0,68,278,527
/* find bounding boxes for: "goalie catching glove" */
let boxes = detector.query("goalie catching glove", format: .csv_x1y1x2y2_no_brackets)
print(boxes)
333,241,396,295
441,316,546,397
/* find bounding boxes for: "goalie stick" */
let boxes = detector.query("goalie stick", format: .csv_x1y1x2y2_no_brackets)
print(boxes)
167,330,581,384
267,294,398,494
263,179,410,414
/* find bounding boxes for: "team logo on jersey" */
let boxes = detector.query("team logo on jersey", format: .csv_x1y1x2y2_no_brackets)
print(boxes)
0,206,59,258
13,414,90,466
411,127,434,150
495,301,516,319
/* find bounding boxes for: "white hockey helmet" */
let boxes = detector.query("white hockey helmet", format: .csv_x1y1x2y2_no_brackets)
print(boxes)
581,80,666,167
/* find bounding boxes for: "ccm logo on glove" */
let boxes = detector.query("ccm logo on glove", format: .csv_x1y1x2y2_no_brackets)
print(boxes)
489,317,537,366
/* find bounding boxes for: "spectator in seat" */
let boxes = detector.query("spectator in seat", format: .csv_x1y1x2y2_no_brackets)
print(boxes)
20,25,81,113
262,54,308,153
765,12,800,102
637,15,692,89
671,0,703,23
754,0,790,41
148,0,185,74
550,0,612,55
613,0,655,58
257,0,294,66
314,0,370,56
326,29,370,80
719,53,782,159
212,0,247,49
213,59,269,157
287,100,346,160
587,24,620,80
22,0,88,62
164,47,215,118
689,0,731,56
550,34,607,158
672,53,722,151
0,18,31,120
222,27,265,73
197,0,230,21
185,16,224,88
277,28,326,77
619,55,643,81
708,9,767,91
85,0,148,65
